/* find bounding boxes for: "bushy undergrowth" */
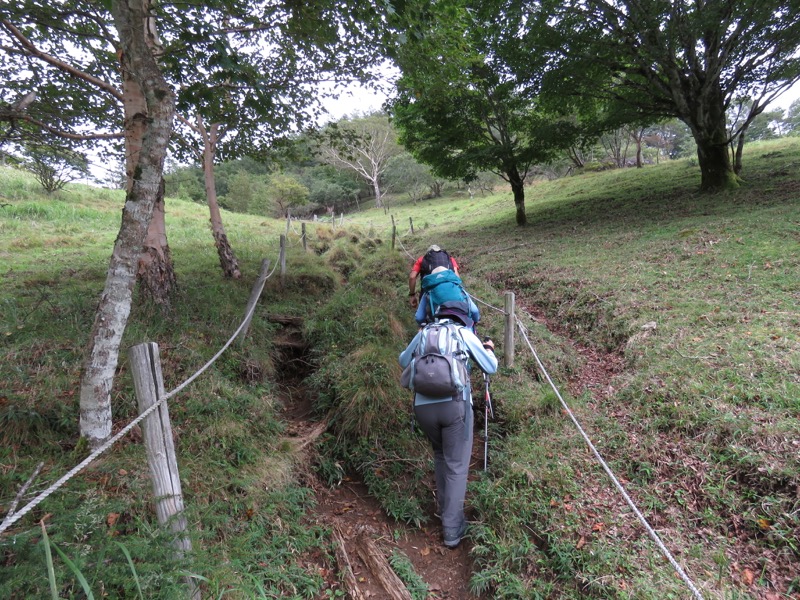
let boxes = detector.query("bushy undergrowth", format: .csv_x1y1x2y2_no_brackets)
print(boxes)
303,249,436,524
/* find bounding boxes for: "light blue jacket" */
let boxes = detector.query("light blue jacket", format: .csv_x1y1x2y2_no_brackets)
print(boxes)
399,319,498,406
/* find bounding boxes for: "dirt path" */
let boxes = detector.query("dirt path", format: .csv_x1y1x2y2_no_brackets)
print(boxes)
273,296,625,599
274,323,480,599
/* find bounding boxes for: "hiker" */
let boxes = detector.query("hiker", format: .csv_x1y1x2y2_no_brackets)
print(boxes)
399,301,497,548
408,245,460,308
415,266,481,328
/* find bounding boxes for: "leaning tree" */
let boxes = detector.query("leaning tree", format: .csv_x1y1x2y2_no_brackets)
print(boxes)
1,0,386,445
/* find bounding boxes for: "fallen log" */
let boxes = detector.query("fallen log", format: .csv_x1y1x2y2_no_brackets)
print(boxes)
355,531,413,600
332,525,366,600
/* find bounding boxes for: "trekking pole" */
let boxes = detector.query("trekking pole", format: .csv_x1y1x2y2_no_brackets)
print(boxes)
483,373,494,471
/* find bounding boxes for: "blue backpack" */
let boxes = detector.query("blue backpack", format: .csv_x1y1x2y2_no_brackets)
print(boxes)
421,270,469,317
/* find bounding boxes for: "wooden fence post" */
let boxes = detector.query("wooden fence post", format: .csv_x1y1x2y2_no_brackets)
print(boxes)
391,225,396,250
504,291,515,368
128,342,199,600
409,216,414,234
301,222,307,252
279,234,287,289
285,211,291,235
238,259,271,345
391,214,395,230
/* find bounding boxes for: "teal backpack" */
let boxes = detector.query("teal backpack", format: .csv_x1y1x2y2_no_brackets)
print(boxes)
421,270,469,317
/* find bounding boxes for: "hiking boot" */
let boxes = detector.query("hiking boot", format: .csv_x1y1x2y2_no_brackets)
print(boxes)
443,521,467,549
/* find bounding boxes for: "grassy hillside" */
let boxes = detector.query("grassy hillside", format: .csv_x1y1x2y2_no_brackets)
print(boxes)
1,138,799,599
353,141,800,597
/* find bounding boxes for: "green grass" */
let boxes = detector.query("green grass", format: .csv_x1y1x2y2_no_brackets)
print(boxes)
339,141,799,597
0,167,380,598
2,138,799,598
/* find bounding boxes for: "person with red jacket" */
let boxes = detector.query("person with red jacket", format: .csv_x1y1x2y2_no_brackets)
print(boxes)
408,245,459,308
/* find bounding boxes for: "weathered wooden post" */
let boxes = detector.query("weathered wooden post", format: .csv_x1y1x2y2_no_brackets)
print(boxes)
339,212,344,226
279,234,287,289
301,222,307,252
391,214,395,230
285,211,291,235
128,342,199,600
504,291,515,368
409,216,414,234
238,259,271,345
391,225,397,250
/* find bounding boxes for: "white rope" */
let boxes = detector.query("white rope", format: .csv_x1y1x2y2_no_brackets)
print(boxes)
0,258,276,536
515,317,705,600
394,235,417,261
469,292,507,315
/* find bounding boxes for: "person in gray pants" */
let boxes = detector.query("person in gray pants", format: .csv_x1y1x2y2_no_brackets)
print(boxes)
399,302,498,548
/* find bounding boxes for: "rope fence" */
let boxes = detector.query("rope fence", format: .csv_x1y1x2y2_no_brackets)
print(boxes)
466,289,704,599
0,254,278,536
3,223,705,598
3,213,405,532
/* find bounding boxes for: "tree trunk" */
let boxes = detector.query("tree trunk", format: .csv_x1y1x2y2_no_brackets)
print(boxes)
685,87,739,191
202,123,241,279
695,138,739,191
79,0,175,446
507,166,527,226
373,179,383,208
632,127,644,168
138,179,177,307
733,132,745,175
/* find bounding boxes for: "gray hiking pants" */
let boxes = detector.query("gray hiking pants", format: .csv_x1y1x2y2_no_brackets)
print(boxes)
414,398,473,530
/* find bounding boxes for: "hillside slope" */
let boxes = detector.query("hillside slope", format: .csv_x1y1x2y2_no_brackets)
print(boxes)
1,139,798,599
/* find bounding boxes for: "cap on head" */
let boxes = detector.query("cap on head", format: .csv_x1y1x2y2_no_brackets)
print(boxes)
427,244,441,253
435,300,473,328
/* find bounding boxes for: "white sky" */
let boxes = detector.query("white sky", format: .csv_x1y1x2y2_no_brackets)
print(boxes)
766,82,800,111
321,80,800,118
321,86,389,122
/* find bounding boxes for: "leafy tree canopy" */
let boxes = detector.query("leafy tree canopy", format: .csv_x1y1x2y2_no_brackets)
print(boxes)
388,0,581,225
1,0,387,167
525,0,800,188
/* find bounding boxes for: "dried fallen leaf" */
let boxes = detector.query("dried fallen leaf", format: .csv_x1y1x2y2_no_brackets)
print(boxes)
756,517,771,531
107,512,120,527
592,523,605,532
420,546,430,556
118,469,128,476
576,536,586,549
549,498,559,507
742,568,754,586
